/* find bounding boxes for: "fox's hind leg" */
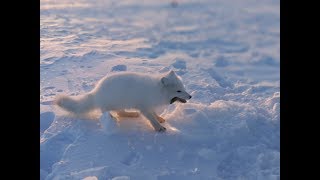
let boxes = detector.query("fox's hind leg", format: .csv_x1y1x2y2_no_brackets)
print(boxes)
109,111,120,121
116,110,140,118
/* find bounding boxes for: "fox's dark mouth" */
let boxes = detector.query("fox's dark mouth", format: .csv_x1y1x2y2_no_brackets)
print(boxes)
170,97,187,104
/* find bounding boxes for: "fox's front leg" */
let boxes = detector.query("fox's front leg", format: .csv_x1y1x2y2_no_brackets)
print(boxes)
155,115,166,123
140,110,166,132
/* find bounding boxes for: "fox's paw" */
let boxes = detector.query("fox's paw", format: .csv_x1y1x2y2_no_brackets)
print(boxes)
156,116,166,123
109,111,119,120
157,126,166,132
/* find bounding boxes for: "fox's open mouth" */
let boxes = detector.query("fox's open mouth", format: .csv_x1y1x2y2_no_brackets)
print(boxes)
170,97,187,104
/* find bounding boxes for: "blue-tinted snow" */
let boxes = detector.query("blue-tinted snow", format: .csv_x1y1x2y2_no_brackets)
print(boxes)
40,0,279,179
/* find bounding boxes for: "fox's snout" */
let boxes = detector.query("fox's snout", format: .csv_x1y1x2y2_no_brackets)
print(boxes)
185,92,192,99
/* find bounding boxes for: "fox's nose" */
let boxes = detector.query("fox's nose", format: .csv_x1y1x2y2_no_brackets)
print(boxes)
189,95,192,99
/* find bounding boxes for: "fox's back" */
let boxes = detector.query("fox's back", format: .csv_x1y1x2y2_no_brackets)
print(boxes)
92,72,165,109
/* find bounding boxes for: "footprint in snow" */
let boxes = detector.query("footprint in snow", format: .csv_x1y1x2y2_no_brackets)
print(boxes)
42,86,55,90
171,59,187,75
112,65,127,72
214,56,229,67
121,151,141,166
40,112,55,133
184,108,197,115
172,59,186,70
40,101,54,105
207,68,233,88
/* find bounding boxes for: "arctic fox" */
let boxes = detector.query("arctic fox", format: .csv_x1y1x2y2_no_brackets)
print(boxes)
55,70,192,132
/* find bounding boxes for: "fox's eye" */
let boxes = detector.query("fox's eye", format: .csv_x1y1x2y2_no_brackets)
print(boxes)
177,90,181,93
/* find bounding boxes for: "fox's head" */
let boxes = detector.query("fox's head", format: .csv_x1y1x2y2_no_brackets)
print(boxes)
161,70,192,104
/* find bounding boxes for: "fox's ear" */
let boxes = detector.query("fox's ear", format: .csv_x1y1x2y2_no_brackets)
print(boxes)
169,70,176,76
161,77,170,86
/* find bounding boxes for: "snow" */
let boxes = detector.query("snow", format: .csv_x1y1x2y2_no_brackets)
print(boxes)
40,0,279,179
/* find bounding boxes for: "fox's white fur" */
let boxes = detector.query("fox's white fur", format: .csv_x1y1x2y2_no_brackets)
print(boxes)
55,70,191,132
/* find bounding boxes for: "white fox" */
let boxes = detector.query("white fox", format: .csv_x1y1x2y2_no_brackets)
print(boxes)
55,70,192,132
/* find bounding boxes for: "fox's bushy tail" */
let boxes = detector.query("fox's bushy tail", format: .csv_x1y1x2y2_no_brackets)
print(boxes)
55,93,96,114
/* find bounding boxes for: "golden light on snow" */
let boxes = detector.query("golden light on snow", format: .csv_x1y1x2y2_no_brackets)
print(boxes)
83,176,98,180
165,124,180,133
